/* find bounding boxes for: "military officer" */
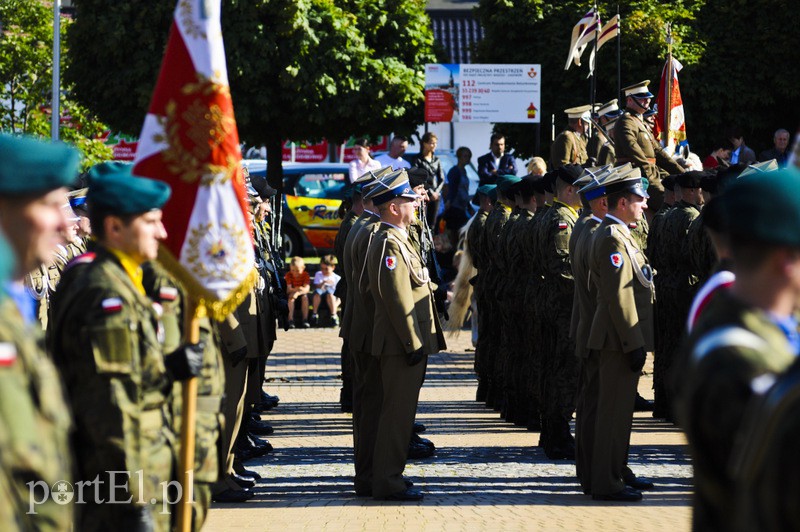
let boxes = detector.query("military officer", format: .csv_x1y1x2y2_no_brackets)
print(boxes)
367,170,445,501
586,171,655,501
0,134,78,531
48,162,203,530
550,105,591,170
614,80,686,212
592,100,623,166
675,168,800,531
652,170,704,420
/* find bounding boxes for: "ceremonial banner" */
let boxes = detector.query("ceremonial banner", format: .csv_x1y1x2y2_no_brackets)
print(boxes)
565,9,599,70
133,0,255,322
588,14,620,75
653,57,687,152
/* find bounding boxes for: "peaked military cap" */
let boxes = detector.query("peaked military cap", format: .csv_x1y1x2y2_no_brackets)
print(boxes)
355,165,393,184
603,166,649,198
407,167,430,189
676,170,705,189
0,134,80,195
87,162,171,214
720,167,800,247
68,187,89,213
577,165,616,200
364,169,417,206
643,106,657,118
564,105,593,121
596,99,623,118
622,80,654,99
496,174,522,193
249,174,277,200
738,159,779,178
556,164,583,185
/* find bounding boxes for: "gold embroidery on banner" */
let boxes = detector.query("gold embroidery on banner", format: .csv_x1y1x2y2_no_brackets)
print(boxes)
184,222,251,283
178,0,206,40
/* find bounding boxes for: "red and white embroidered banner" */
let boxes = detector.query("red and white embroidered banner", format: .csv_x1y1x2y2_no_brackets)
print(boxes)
133,0,254,320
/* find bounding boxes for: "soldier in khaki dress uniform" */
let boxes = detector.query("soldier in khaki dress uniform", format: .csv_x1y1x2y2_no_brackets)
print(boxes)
614,80,686,213
49,162,203,530
550,105,591,170
0,134,79,531
367,172,446,501
586,173,655,501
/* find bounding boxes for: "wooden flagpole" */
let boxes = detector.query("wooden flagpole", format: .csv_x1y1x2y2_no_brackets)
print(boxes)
176,298,200,532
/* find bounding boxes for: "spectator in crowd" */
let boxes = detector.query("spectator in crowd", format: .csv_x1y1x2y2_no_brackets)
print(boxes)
726,127,757,165
477,133,518,185
375,135,411,170
412,132,445,226
348,138,382,184
703,139,734,169
285,256,311,328
311,254,341,327
527,157,547,176
759,128,791,167
444,146,473,228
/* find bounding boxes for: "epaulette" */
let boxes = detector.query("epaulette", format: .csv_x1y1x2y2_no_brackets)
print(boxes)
65,252,96,271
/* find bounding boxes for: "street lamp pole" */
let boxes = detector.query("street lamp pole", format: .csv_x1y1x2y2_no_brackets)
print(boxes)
51,0,61,141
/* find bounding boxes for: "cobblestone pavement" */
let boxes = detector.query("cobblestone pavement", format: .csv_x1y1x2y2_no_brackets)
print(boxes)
205,328,692,531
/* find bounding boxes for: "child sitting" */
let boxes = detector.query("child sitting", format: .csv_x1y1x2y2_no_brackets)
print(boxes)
284,256,311,328
310,255,341,327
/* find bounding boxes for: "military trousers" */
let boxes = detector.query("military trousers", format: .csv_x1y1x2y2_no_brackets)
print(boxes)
590,349,639,496
372,354,427,497
575,352,600,493
213,354,248,494
351,349,383,492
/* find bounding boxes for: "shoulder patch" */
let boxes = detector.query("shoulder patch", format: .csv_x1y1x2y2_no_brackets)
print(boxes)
558,221,569,230
66,252,96,270
385,256,397,270
159,286,178,301
610,252,624,268
101,297,123,314
0,343,18,367
628,222,638,229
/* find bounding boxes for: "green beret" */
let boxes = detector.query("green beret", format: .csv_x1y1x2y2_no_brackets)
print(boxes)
87,162,171,214
0,134,79,195
720,168,800,247
496,174,522,193
0,231,15,295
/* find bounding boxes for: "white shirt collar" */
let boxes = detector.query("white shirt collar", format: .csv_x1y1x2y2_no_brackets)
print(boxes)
590,214,603,223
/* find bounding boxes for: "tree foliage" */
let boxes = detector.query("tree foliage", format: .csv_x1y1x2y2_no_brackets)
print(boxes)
0,0,112,170
65,0,436,188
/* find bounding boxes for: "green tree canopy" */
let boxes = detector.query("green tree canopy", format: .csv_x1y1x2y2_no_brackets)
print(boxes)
66,0,436,188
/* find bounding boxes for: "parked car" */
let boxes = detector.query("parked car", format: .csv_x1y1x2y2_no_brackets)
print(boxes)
243,160,348,257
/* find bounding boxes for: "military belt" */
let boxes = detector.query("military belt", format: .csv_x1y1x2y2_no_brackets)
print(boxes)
196,395,222,412
616,157,656,165
140,409,165,431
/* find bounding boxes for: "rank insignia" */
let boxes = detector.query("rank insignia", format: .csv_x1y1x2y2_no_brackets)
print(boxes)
385,256,397,270
101,297,123,313
0,343,17,366
610,252,624,268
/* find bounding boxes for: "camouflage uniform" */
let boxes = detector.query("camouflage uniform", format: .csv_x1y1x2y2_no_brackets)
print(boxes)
646,202,673,271
478,202,512,407
0,297,73,531
495,206,522,420
538,200,580,455
49,247,175,531
686,210,717,284
627,216,650,257
142,263,225,532
467,209,490,401
653,200,700,419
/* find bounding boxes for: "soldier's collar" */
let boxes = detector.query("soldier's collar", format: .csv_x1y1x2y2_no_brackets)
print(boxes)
106,246,146,295
605,213,631,234
553,199,579,218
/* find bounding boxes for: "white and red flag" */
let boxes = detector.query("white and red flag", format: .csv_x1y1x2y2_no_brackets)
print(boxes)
565,9,599,70
133,0,255,321
587,14,620,76
653,57,688,153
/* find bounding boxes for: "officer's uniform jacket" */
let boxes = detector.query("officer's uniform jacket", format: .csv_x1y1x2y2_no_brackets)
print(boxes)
587,216,655,353
48,247,175,510
348,214,382,353
550,129,588,170
340,211,376,340
0,297,73,531
569,214,602,357
614,110,684,184
367,224,445,357
597,138,616,167
334,208,359,300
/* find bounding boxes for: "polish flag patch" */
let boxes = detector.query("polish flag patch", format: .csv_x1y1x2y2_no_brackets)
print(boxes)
159,287,179,301
0,343,17,366
385,256,397,270
101,298,123,314
558,222,568,230
66,252,96,271
628,222,638,229
610,252,624,268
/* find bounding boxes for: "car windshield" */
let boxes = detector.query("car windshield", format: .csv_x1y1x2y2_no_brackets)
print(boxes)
291,172,348,200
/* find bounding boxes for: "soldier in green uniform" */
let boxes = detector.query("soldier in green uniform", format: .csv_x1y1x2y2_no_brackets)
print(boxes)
467,184,495,402
48,162,203,530
586,171,655,501
675,168,800,531
0,134,78,531
614,80,686,212
366,171,445,501
550,105,591,170
478,175,517,408
142,261,225,531
652,171,704,420
538,164,583,458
